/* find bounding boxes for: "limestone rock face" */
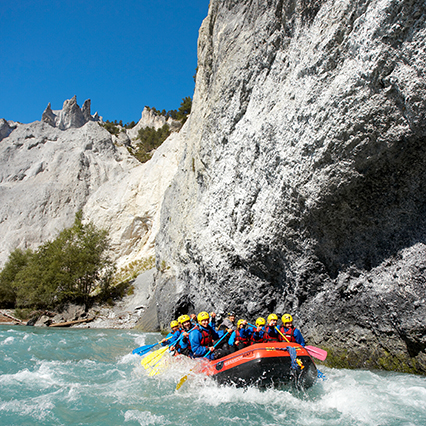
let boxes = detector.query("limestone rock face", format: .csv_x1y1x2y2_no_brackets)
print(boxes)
0,99,185,278
0,119,15,142
153,0,426,373
0,120,138,267
41,96,100,130
83,124,186,269
126,107,182,142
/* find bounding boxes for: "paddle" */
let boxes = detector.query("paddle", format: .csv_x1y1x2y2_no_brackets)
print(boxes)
141,346,169,369
132,335,173,356
272,325,327,381
248,322,293,345
273,325,328,361
141,327,195,376
176,330,230,390
305,345,327,361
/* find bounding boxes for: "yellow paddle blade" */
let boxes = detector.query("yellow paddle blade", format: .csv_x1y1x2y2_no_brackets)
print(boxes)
176,374,189,390
148,356,169,377
176,367,195,390
144,354,170,372
141,347,168,369
141,346,169,368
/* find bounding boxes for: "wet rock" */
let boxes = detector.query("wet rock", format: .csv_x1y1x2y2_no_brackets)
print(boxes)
153,0,426,373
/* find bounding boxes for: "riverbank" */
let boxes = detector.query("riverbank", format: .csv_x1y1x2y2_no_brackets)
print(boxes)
0,268,156,330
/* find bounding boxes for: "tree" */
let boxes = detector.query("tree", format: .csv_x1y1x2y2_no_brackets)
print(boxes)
133,124,171,163
0,248,33,308
178,96,192,117
6,212,115,310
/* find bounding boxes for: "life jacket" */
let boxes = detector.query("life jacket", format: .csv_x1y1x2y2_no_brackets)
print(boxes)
175,330,192,354
196,325,214,347
263,325,280,342
236,328,250,346
279,326,296,343
251,326,264,343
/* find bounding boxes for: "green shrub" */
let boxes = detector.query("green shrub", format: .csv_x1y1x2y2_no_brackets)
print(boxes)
0,211,115,310
131,124,171,163
100,120,137,135
177,96,192,124
0,248,33,308
145,97,192,123
100,121,120,136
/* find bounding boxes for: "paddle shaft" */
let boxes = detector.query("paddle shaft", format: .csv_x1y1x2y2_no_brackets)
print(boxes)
176,329,230,390
204,330,230,357
132,334,174,355
169,325,197,351
274,326,290,343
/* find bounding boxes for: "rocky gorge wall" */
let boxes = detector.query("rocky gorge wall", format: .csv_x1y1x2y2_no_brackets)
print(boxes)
0,97,185,272
150,0,426,373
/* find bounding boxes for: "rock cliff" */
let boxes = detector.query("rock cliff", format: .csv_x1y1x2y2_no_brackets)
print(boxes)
41,96,101,130
0,97,184,274
150,0,426,373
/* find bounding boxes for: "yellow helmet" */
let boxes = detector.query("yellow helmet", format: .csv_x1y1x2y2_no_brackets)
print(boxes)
255,317,266,327
197,311,210,322
282,314,293,324
267,313,278,322
237,319,246,328
170,320,179,328
179,314,191,324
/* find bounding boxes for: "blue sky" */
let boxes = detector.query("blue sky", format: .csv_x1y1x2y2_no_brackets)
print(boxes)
0,0,210,124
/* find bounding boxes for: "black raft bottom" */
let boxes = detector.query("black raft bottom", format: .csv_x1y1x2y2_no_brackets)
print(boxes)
213,355,318,390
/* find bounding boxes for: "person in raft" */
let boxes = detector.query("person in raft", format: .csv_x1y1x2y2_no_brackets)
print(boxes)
228,319,252,352
217,311,237,332
161,320,181,346
250,317,266,343
263,313,281,342
279,314,305,347
189,311,225,360
171,315,194,357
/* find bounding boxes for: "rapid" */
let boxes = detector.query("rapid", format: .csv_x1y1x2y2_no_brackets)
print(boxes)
1,325,425,426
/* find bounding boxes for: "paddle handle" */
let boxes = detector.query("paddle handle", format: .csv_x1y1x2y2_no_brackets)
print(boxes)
204,330,230,358
274,326,290,343
169,325,197,349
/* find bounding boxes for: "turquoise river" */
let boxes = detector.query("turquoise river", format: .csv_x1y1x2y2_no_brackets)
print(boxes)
1,325,425,426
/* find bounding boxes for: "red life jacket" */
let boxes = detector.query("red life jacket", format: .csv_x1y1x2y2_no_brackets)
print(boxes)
250,328,264,343
279,326,296,343
236,328,250,346
196,325,214,347
263,326,280,342
175,332,192,354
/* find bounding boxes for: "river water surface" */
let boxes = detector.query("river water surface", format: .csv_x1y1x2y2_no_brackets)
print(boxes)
1,325,425,426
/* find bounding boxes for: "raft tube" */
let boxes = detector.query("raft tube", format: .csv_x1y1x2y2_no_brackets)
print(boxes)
198,342,318,389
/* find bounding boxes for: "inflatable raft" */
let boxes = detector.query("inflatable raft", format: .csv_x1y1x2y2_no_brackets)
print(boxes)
197,342,318,389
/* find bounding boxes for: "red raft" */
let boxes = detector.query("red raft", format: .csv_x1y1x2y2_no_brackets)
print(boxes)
197,342,318,389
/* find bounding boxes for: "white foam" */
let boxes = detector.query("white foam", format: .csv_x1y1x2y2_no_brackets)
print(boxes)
124,410,169,425
0,362,61,389
118,352,138,364
133,334,147,347
0,393,55,422
2,336,14,345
